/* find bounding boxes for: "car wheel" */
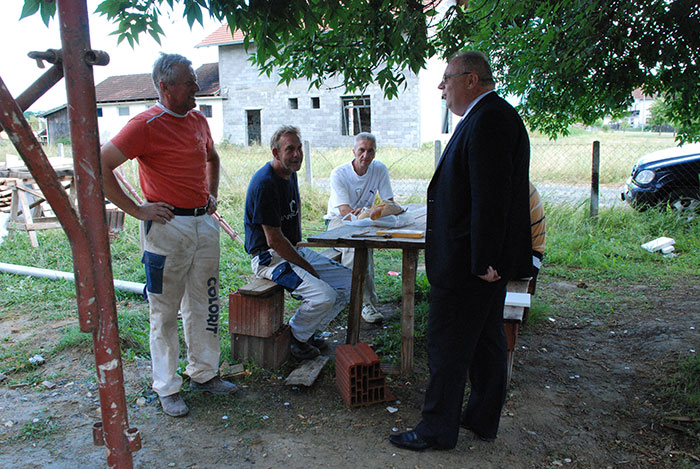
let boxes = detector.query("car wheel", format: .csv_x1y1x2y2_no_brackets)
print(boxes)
669,194,700,212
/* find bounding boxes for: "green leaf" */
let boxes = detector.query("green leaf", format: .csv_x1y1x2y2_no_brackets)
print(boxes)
20,0,41,20
38,0,56,26
148,28,163,45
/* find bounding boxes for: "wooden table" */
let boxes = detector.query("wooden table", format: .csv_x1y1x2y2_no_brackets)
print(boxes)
0,165,75,247
303,205,427,375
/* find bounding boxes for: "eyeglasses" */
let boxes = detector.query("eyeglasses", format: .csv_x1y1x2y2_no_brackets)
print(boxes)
440,71,472,83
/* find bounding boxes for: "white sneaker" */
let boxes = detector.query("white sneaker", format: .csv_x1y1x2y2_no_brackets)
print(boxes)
361,304,383,323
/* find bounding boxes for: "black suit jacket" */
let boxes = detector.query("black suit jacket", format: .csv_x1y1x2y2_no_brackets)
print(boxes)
425,92,532,289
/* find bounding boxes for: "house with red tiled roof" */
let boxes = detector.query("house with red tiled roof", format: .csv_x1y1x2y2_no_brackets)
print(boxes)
629,88,657,130
40,63,224,144
195,24,452,148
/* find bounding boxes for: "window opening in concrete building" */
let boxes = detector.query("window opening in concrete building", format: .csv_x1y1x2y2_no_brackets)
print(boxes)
311,97,320,109
200,104,213,118
96,107,103,117
118,106,129,116
341,95,371,135
288,98,298,109
247,109,261,145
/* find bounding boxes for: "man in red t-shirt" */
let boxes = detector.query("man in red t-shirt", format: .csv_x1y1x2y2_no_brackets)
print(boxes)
101,53,236,417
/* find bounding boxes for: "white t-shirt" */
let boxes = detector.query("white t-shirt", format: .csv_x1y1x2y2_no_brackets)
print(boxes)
326,160,394,219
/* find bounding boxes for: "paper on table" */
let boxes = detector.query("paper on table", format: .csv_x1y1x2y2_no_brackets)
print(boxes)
342,211,414,229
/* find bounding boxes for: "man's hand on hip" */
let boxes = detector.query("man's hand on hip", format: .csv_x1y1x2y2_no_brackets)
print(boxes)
137,202,175,224
478,266,501,283
207,195,218,215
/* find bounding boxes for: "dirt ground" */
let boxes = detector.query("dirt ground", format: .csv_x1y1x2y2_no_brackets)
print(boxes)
1,276,699,468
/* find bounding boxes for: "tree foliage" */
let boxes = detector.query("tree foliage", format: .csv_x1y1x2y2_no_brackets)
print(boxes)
647,98,674,132
21,0,700,142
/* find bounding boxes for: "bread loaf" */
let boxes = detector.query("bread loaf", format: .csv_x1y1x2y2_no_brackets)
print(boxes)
357,200,403,220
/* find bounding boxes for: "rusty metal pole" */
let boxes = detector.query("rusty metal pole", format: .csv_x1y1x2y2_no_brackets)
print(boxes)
56,0,138,467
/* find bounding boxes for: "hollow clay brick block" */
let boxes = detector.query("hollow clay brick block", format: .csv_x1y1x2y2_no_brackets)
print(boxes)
335,343,391,408
229,288,284,338
231,324,291,369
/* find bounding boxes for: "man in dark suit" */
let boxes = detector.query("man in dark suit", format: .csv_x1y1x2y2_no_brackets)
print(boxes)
389,51,532,451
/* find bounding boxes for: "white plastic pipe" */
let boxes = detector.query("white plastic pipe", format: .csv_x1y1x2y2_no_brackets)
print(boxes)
0,262,145,295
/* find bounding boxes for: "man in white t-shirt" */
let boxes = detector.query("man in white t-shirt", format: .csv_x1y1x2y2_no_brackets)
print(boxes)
326,132,394,323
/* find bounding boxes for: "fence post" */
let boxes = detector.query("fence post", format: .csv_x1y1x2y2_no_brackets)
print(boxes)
591,140,600,218
58,143,64,158
434,140,441,169
304,139,313,186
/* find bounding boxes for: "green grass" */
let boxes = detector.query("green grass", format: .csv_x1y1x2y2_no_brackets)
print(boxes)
544,203,700,283
11,411,63,442
661,356,700,451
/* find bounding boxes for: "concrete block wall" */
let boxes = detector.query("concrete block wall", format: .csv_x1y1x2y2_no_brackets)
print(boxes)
219,45,422,148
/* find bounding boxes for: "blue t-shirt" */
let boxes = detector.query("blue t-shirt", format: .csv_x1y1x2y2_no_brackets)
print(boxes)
244,162,302,255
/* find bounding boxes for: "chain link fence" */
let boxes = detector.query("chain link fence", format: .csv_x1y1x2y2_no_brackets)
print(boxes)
0,131,683,213
212,132,679,210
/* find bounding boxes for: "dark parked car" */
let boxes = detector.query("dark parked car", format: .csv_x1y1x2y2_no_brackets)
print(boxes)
622,143,700,211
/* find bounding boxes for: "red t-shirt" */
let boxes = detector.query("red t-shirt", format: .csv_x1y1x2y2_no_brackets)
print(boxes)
111,104,214,208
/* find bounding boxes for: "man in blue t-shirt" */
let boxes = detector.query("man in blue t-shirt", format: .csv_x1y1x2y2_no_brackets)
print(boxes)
244,125,352,360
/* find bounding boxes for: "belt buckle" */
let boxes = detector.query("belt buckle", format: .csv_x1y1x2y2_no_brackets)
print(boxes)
194,206,207,216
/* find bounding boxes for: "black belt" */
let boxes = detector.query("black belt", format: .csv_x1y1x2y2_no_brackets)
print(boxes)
171,204,209,216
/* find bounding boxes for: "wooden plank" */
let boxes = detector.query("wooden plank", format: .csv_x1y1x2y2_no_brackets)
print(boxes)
238,277,283,296
346,247,368,344
506,278,531,293
320,248,342,262
21,221,62,230
503,305,525,321
284,355,329,386
400,247,419,375
376,229,425,239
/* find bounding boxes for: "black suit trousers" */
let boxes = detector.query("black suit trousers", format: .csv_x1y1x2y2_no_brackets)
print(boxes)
415,279,508,448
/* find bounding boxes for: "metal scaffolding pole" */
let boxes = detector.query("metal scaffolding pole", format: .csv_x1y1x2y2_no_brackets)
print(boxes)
0,0,139,466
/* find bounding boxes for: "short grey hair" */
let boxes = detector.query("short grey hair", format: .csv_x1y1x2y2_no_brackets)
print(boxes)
270,125,301,151
451,51,495,87
353,132,376,148
152,53,193,97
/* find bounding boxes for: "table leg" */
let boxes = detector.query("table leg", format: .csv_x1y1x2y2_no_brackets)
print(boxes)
12,181,39,247
346,246,368,344
401,248,419,375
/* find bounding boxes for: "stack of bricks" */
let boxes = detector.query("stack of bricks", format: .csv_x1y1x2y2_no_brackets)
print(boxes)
228,278,291,369
335,343,393,408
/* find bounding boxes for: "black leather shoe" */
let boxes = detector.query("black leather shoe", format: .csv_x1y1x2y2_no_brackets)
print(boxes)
460,424,496,442
290,336,320,360
388,431,435,451
307,334,329,351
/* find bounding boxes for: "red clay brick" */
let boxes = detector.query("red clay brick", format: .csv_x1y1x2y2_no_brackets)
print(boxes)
231,324,291,369
335,343,392,408
229,288,284,338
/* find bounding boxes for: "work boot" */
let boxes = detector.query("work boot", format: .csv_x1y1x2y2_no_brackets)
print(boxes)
362,303,383,324
159,392,189,417
190,376,238,395
290,335,320,360
307,333,329,351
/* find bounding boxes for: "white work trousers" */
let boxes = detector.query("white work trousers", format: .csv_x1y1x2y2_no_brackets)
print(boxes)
140,214,221,397
251,247,351,342
327,218,378,306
